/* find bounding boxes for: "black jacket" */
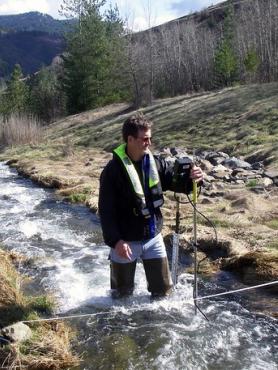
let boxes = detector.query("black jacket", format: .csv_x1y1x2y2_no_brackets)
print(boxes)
98,153,193,248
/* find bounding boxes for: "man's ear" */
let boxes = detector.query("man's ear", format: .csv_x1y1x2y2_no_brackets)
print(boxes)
127,135,134,144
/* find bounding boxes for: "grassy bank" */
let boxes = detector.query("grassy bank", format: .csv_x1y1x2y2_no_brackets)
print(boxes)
0,247,79,369
0,82,277,314
1,82,278,168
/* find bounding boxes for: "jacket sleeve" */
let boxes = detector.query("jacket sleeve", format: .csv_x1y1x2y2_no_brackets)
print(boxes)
98,161,122,248
155,156,193,194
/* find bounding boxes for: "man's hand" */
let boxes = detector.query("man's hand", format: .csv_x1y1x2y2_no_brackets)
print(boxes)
115,240,132,260
190,165,204,183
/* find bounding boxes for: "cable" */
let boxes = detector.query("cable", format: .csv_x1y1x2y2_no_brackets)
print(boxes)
195,302,209,321
173,188,218,244
15,281,278,325
186,192,218,244
195,280,278,301
22,310,113,324
174,187,218,273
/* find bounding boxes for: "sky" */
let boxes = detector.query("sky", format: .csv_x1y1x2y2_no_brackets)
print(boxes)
0,0,224,30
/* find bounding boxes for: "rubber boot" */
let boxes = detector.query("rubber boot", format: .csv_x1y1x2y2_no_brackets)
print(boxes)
143,257,173,299
110,260,137,299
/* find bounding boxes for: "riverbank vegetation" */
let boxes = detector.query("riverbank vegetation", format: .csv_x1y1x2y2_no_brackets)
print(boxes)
0,247,79,369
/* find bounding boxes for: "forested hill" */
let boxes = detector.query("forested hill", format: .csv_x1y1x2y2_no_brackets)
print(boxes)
0,12,75,78
0,12,74,34
0,31,65,77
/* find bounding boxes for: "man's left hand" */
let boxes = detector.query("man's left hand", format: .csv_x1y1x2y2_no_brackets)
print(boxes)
190,165,204,183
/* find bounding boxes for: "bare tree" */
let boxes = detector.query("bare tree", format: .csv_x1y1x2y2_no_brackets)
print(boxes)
126,0,278,106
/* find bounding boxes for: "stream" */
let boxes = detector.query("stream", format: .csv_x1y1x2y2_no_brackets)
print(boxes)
0,162,277,370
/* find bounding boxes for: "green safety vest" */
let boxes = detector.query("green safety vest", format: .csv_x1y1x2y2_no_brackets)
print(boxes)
114,144,164,217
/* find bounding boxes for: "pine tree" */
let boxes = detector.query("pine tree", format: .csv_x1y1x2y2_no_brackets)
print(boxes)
29,66,66,122
61,0,108,113
61,0,129,114
103,4,131,103
214,39,238,87
244,49,260,82
4,64,29,115
213,6,239,88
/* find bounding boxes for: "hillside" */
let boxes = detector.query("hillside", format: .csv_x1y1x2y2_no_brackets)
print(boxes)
48,82,278,170
0,12,74,77
0,82,277,312
0,31,65,77
0,12,74,34
1,82,277,167
127,0,278,106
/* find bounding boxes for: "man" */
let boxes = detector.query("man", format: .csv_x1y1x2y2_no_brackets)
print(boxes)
98,113,203,299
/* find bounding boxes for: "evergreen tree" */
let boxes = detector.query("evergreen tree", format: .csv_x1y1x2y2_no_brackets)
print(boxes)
61,0,108,113
29,66,66,122
103,4,131,103
213,39,238,87
213,6,239,87
1,64,29,117
244,49,260,82
61,0,129,114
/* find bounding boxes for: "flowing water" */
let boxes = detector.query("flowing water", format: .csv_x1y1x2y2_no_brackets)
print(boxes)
0,162,277,370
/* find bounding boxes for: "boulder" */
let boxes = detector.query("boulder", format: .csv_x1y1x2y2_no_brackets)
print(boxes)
209,164,232,181
234,179,245,185
217,151,229,158
209,164,231,174
251,162,264,170
204,151,219,160
223,157,251,170
231,168,262,181
170,147,189,157
199,159,214,172
264,170,278,185
1,322,32,343
264,170,278,179
210,156,226,166
262,177,274,187
203,174,215,182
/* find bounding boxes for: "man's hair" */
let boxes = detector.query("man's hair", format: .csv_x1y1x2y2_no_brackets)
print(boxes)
122,113,152,142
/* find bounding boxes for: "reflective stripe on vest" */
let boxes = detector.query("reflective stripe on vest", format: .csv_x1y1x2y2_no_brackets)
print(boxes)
114,143,163,216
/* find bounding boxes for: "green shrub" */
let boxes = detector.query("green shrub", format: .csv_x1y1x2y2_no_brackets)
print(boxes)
265,219,278,230
246,179,258,188
68,193,87,203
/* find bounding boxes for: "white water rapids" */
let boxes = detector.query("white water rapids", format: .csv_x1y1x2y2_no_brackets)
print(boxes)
0,162,277,369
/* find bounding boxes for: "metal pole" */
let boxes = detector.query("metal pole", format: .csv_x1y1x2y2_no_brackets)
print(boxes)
193,179,198,315
171,196,180,286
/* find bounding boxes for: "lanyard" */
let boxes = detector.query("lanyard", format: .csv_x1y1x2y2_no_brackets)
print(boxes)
143,155,155,238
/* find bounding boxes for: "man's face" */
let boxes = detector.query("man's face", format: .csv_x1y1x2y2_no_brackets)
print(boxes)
127,129,152,160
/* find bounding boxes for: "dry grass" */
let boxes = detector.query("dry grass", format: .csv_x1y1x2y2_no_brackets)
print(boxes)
0,324,79,370
0,250,23,308
221,251,278,285
0,114,43,146
0,248,80,370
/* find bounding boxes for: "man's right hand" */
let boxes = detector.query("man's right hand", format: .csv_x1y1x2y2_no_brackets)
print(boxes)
115,240,132,260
